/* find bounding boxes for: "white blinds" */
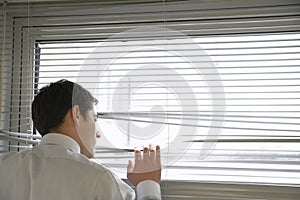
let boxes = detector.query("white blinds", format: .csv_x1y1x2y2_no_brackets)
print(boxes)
1,0,300,199
36,34,300,186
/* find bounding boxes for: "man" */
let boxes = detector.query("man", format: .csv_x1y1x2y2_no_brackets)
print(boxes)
0,79,161,200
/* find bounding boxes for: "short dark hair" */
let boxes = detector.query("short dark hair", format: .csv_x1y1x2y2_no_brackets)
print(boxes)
31,79,98,136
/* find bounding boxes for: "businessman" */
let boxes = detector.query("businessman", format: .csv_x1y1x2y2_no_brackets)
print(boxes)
0,79,161,200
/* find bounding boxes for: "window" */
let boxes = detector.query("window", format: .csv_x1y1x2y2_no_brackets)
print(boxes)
1,0,300,198
36,32,300,184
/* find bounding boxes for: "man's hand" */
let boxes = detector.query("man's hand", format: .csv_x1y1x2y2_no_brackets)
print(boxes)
127,145,161,186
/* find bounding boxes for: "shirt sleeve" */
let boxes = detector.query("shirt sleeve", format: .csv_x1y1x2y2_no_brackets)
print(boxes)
136,180,161,200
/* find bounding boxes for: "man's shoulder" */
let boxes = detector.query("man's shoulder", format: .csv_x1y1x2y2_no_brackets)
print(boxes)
70,153,109,173
1,148,109,176
38,145,110,175
0,149,31,162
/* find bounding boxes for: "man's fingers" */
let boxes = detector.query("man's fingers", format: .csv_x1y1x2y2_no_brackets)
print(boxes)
134,148,142,162
156,145,161,167
143,147,149,161
127,160,133,173
149,144,155,162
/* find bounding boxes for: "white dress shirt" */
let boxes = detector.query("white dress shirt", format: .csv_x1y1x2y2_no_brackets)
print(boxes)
0,133,161,200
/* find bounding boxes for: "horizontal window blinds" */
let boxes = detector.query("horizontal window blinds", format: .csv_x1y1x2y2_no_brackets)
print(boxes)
35,33,300,185
1,0,300,199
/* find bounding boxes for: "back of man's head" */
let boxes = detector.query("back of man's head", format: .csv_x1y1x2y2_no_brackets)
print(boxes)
31,79,97,136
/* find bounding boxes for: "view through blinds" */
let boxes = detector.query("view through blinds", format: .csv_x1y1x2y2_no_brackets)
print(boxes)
1,0,300,198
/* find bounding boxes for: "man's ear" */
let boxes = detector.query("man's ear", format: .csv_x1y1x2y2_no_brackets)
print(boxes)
71,105,81,126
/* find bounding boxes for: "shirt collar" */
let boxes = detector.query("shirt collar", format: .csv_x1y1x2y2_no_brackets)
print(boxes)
40,133,81,154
